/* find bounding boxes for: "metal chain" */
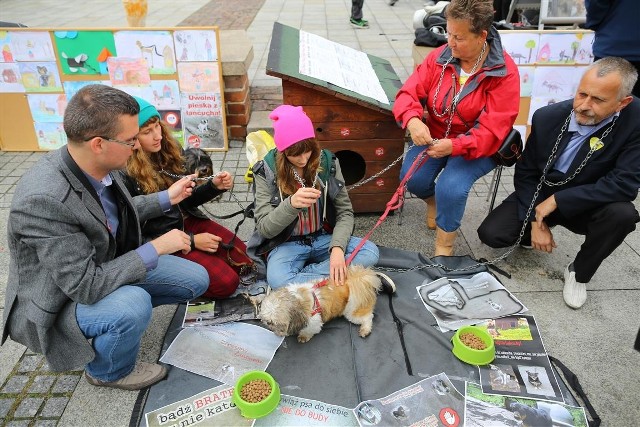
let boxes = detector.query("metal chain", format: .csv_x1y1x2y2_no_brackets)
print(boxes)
159,169,246,210
292,168,318,189
346,151,407,191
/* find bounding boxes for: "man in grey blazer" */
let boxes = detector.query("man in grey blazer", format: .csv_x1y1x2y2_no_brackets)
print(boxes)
2,85,209,390
478,57,640,310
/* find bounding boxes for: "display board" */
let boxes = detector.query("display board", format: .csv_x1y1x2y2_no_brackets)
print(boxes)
0,27,228,152
499,29,594,142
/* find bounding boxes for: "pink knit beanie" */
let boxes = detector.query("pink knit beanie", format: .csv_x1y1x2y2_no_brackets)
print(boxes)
269,105,316,152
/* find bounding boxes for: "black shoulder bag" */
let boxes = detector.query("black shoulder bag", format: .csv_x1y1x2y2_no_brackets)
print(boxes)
491,128,523,167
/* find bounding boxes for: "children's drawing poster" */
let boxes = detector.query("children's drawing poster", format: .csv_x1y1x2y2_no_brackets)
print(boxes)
63,81,111,101
173,30,218,62
34,122,67,150
177,62,220,93
107,57,151,86
54,31,116,75
528,96,564,125
10,31,56,62
536,33,593,64
0,31,15,62
0,63,24,92
18,62,62,92
27,94,67,122
518,66,535,97
181,92,225,150
531,66,582,98
114,30,176,74
501,32,540,65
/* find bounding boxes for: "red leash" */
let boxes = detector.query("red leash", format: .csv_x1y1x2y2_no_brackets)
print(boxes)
345,149,430,265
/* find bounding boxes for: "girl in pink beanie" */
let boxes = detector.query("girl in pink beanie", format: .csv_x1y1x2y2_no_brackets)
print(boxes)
248,105,380,288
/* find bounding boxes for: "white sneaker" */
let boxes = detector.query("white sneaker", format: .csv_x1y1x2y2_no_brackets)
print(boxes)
563,263,587,309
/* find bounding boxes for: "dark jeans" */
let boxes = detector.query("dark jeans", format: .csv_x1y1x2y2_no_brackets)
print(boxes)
477,195,639,282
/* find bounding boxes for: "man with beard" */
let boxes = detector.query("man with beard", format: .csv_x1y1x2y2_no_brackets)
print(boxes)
478,57,640,309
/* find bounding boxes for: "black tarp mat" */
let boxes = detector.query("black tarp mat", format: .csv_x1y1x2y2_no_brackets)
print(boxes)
131,247,579,426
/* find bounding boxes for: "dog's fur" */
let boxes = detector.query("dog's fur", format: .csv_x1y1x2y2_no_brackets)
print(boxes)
255,265,382,343
183,147,213,180
504,399,552,427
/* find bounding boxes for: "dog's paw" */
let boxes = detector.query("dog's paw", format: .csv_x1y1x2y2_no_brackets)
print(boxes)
297,333,313,343
358,324,372,338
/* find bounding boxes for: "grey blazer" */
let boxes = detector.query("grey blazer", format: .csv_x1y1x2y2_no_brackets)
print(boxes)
2,147,164,371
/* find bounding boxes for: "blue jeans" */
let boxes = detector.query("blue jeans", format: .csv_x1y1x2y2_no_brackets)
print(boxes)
76,255,208,382
266,232,379,288
400,145,496,232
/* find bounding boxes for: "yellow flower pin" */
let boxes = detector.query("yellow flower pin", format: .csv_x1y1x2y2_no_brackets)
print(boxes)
589,137,604,151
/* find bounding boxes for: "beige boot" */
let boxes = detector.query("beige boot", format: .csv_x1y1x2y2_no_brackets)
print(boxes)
425,196,436,230
435,227,457,256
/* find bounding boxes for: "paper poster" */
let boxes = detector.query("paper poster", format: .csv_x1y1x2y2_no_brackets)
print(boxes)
183,295,259,328
27,94,67,122
10,31,55,61
119,80,180,109
517,66,534,97
181,92,225,150
464,382,588,427
0,31,15,62
514,125,528,148
114,30,176,74
107,57,150,86
173,30,218,62
159,109,184,144
177,62,220,93
353,373,464,427
417,272,528,332
63,81,111,101
254,396,357,427
145,384,251,427
537,33,594,64
54,30,116,75
34,122,67,150
501,32,540,65
159,323,284,384
18,62,62,92
528,96,565,125
0,63,24,92
531,66,583,98
477,316,564,402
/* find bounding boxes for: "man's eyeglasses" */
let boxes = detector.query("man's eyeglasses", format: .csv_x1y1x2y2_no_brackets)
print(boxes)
86,135,138,148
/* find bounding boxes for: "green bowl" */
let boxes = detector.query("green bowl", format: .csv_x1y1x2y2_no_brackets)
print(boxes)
451,325,495,366
232,371,280,419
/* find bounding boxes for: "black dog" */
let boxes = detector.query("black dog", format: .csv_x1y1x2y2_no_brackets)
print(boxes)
504,399,552,427
183,147,213,180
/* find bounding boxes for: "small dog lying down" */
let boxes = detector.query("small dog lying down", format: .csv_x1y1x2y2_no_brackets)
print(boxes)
255,266,395,343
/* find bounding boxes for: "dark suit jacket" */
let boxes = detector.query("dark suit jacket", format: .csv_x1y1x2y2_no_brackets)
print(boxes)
2,147,165,371
511,98,640,222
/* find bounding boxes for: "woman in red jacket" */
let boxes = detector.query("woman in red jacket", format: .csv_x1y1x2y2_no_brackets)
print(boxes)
393,0,519,256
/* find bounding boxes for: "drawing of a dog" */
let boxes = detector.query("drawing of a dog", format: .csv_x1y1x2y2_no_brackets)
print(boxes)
183,147,213,180
197,119,209,134
254,266,395,343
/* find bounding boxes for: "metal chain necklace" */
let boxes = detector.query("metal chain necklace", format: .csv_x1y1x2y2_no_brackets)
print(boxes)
292,168,318,188
159,169,246,211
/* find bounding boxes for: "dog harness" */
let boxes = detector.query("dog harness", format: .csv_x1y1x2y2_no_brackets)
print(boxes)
310,280,329,315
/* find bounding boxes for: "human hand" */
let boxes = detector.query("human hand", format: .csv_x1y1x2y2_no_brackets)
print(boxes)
534,195,557,225
150,228,192,255
531,221,557,253
212,171,233,190
290,187,321,209
329,247,347,286
406,117,433,146
195,232,222,253
426,138,453,158
167,175,196,205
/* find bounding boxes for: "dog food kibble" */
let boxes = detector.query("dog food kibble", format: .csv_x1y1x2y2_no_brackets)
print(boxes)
459,332,487,350
240,379,272,403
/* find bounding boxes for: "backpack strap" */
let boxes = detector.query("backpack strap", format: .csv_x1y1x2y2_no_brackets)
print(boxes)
549,356,601,427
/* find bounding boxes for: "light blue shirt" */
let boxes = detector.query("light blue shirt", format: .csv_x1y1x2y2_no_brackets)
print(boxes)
554,112,618,173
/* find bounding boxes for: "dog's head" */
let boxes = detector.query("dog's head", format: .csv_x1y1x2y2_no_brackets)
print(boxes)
183,147,213,179
256,288,309,337
505,400,552,427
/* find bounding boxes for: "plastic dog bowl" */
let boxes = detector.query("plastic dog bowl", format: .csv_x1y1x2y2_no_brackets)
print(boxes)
451,325,495,366
232,371,280,419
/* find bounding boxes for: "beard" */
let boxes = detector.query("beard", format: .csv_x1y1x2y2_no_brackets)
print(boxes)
574,109,597,126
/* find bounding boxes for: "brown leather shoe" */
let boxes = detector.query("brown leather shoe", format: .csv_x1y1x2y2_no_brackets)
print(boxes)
85,362,167,390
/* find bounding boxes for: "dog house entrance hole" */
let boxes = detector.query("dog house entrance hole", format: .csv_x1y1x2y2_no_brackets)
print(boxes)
334,150,366,186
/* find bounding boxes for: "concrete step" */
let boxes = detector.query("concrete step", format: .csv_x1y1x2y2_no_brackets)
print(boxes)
247,110,273,135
